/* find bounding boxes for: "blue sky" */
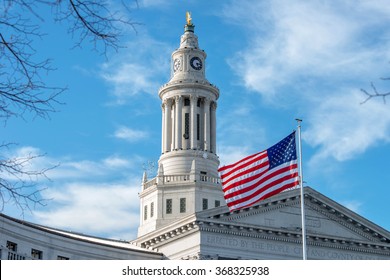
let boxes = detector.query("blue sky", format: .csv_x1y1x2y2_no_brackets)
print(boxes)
3,0,390,240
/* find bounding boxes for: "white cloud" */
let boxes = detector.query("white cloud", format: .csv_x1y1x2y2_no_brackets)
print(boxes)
113,126,148,142
34,180,140,239
100,36,171,104
1,146,144,239
2,145,141,182
224,0,390,99
304,90,390,163
137,0,171,8
218,145,252,167
103,155,132,168
101,63,154,98
0,146,58,183
222,0,390,164
11,149,145,239
46,155,138,181
340,200,363,214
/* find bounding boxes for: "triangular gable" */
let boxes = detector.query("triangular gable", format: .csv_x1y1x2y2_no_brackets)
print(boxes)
198,187,390,245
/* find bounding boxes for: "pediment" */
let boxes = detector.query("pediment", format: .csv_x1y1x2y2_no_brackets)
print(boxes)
197,187,390,245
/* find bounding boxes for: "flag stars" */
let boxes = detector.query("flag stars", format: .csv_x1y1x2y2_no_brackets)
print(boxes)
267,132,297,170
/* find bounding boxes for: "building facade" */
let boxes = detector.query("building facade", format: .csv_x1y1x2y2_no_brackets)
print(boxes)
0,213,162,260
133,187,390,260
1,16,390,260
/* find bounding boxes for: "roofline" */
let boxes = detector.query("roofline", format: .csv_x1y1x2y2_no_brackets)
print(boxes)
0,213,162,256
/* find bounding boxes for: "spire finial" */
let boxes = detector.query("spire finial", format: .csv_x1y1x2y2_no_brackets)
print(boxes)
186,11,193,26
184,11,195,33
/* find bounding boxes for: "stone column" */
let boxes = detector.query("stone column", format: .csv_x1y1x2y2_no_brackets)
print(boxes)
204,98,211,151
164,98,173,153
171,102,176,150
190,95,198,149
175,95,183,150
210,101,217,153
161,103,165,154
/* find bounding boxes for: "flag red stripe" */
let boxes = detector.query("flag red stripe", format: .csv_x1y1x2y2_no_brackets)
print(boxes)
226,176,299,207
224,166,298,200
219,151,267,180
218,151,263,173
227,180,300,211
221,160,269,192
223,163,298,197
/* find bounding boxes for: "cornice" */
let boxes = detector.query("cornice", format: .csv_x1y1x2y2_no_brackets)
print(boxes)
308,199,376,242
305,194,390,244
203,189,390,245
172,46,205,57
135,212,390,257
138,220,199,250
158,80,219,99
196,219,390,257
221,195,301,222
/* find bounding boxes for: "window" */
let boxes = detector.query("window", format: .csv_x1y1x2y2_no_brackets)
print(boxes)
184,113,190,139
184,98,190,106
180,198,186,213
31,249,43,259
150,202,154,218
166,199,172,214
6,241,24,260
218,256,238,260
202,198,208,210
57,255,69,260
200,171,207,181
144,205,148,220
197,98,201,107
215,200,221,207
6,241,17,252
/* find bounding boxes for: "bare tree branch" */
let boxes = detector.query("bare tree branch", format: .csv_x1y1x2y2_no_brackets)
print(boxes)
361,81,390,104
1,0,139,121
54,0,140,53
0,143,58,215
0,1,66,121
0,0,139,213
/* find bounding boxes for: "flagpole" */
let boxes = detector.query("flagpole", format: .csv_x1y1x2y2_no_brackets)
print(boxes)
296,118,307,260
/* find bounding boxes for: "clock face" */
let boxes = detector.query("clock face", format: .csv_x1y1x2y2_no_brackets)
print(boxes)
173,58,181,72
190,56,203,70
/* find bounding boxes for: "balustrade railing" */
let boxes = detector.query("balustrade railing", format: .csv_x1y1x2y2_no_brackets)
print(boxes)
163,174,190,183
143,174,221,190
7,251,26,260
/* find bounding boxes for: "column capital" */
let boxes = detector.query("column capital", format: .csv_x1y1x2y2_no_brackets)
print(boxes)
211,101,217,110
175,95,183,102
163,98,173,106
190,94,198,101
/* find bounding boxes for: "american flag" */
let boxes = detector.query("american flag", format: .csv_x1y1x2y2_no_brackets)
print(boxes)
218,132,299,212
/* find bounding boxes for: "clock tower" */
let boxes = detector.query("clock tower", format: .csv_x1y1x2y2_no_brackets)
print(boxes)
138,14,225,237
